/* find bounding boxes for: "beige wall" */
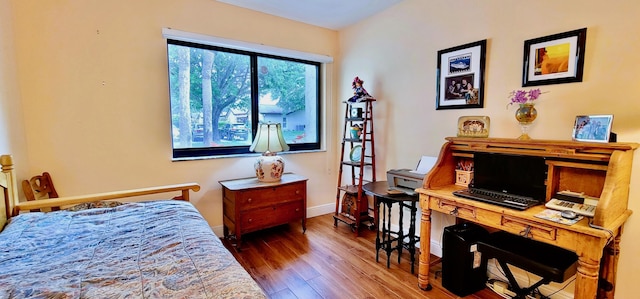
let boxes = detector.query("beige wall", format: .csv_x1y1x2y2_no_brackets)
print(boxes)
8,0,340,228
339,0,640,297
4,0,640,297
0,0,28,178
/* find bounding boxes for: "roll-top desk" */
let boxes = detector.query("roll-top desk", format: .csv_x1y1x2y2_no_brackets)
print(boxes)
417,137,637,299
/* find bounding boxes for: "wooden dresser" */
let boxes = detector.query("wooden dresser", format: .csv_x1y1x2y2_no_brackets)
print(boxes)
417,137,637,299
220,173,307,250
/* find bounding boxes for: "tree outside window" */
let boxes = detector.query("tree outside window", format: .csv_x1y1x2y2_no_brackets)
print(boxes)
167,40,320,158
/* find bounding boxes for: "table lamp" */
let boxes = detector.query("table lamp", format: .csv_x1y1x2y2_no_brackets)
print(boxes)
249,123,290,182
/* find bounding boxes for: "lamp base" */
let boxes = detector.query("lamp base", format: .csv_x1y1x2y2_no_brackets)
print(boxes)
254,154,285,182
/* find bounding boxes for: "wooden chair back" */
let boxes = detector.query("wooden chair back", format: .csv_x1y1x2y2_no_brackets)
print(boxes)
22,172,59,201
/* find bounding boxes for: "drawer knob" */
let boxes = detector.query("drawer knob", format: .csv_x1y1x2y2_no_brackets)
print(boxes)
248,218,252,223
449,207,459,216
247,198,252,203
519,226,533,239
295,208,300,212
296,190,300,194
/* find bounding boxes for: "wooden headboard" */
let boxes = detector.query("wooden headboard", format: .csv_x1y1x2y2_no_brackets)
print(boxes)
0,155,18,229
0,154,201,230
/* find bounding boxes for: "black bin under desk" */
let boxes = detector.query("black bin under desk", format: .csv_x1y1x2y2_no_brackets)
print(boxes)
442,223,489,297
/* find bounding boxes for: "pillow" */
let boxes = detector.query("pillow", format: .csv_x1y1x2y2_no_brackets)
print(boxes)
65,201,124,211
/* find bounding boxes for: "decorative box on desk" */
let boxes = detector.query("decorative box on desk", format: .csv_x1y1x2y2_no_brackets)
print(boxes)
454,170,473,187
220,173,307,250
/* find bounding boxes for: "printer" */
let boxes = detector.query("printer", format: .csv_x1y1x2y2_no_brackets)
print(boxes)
387,169,425,196
387,156,437,196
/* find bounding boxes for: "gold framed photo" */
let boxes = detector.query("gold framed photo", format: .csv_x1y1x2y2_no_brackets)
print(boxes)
457,116,490,138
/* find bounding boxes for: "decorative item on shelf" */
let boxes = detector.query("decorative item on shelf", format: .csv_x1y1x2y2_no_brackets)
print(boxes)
347,76,375,103
457,116,490,138
340,193,358,221
455,160,474,187
508,88,545,140
571,114,614,143
350,124,362,139
349,145,363,162
515,103,538,140
350,107,363,118
249,123,290,182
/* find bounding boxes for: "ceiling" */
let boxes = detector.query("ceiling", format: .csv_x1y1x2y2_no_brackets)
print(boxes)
217,0,404,30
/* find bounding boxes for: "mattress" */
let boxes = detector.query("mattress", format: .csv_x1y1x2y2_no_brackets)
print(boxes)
0,200,266,298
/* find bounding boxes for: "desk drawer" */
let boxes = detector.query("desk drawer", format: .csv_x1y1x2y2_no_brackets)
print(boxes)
432,198,557,241
433,198,477,220
501,215,557,241
240,201,304,233
238,182,305,210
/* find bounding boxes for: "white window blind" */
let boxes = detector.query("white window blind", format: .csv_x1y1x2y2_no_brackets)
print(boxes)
162,28,333,63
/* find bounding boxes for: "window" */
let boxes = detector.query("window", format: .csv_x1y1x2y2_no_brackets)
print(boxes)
166,39,321,159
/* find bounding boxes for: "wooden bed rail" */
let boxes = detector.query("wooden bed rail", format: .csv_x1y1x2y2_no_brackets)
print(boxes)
13,183,201,217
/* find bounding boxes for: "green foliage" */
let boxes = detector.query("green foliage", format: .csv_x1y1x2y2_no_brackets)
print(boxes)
258,57,306,114
169,42,316,147
168,45,251,117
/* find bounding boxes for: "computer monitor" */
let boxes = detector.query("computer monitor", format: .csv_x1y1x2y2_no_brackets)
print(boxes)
472,152,547,201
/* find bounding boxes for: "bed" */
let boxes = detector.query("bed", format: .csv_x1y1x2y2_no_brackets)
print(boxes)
0,155,267,298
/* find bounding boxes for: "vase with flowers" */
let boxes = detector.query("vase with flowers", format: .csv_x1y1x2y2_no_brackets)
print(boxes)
508,88,544,140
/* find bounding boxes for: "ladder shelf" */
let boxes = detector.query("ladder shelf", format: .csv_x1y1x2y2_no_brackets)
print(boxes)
333,99,377,236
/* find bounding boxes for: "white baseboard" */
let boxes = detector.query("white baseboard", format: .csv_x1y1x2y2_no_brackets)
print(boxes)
212,225,224,237
430,239,443,257
307,202,335,218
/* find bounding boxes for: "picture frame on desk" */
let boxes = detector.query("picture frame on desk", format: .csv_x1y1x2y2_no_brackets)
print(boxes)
522,28,587,87
436,39,486,110
457,116,490,138
572,114,613,143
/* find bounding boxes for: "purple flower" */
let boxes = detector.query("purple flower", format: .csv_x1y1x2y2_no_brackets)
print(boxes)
508,88,545,107
528,89,542,100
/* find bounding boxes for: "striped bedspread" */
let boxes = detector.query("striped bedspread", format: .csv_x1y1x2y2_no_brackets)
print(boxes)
0,200,266,299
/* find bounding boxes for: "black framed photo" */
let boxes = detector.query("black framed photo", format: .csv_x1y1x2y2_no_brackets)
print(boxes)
572,114,613,143
436,39,486,110
522,28,587,87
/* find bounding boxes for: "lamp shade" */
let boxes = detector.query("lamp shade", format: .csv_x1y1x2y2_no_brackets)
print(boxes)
249,123,289,182
249,123,290,153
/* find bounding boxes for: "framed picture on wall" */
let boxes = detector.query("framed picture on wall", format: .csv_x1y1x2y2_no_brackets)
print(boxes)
436,39,486,110
571,114,613,143
522,28,587,87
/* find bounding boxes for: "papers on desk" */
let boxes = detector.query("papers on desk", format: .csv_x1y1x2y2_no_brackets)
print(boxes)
412,156,438,175
534,209,583,226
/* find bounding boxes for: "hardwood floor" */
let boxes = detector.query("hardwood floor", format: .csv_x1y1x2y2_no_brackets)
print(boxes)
223,214,502,299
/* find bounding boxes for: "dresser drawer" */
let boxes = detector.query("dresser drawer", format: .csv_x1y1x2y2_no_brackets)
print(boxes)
239,201,304,233
237,181,305,210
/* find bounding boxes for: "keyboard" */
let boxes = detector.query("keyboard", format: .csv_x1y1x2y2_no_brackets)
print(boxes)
452,188,541,210
545,198,597,217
